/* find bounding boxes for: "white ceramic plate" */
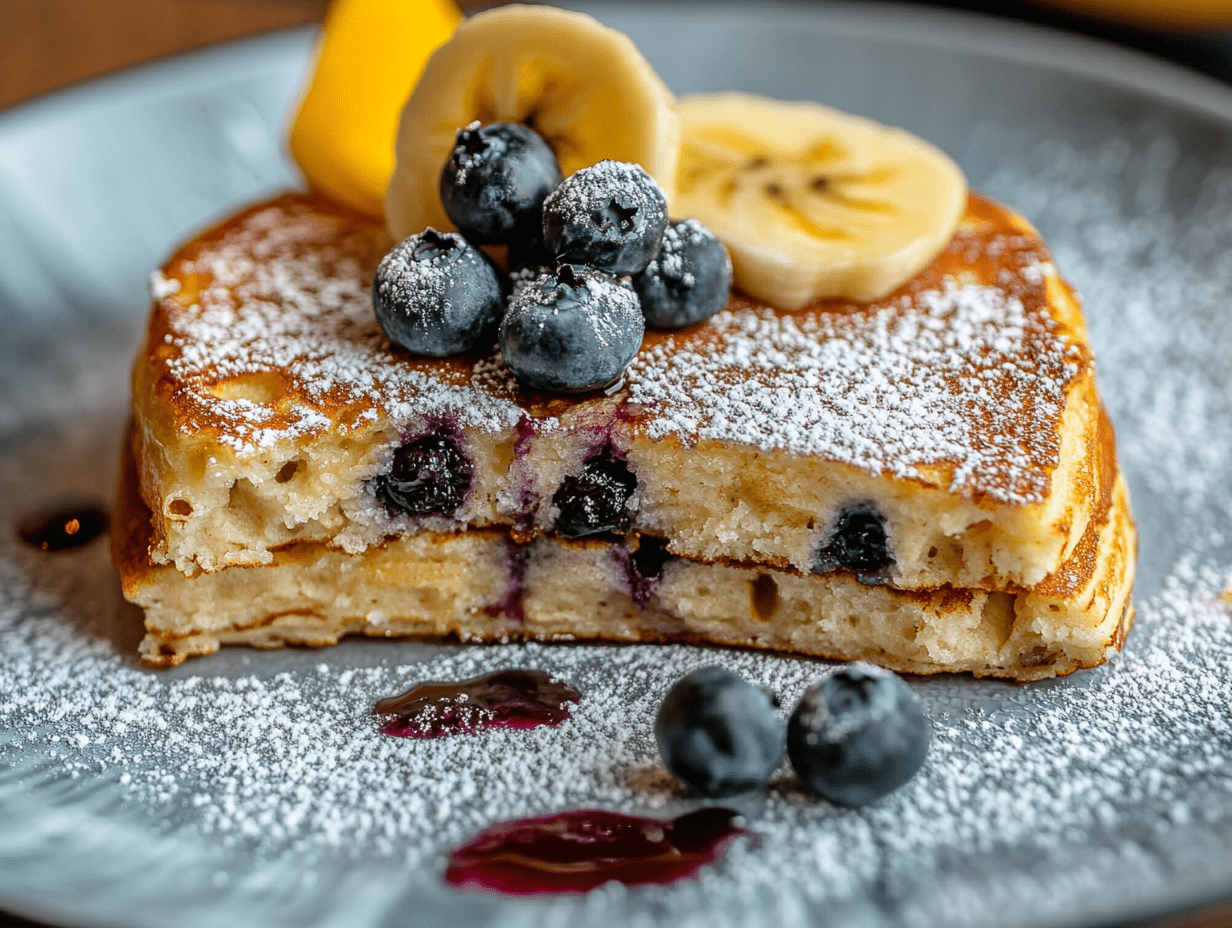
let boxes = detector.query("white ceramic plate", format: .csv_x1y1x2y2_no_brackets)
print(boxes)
3,5,1232,927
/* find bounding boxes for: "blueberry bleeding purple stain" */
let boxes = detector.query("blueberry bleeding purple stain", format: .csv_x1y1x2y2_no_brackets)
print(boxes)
445,807,749,894
483,539,530,623
374,668,580,739
612,535,671,607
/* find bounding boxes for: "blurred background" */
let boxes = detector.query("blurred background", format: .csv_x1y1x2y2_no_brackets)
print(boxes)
3,0,1232,111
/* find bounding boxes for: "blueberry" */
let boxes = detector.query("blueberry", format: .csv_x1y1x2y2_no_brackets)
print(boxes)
655,667,785,798
375,434,473,518
633,220,732,328
787,664,931,806
373,229,504,357
439,122,562,245
542,161,668,275
499,264,644,393
552,448,637,538
813,505,893,577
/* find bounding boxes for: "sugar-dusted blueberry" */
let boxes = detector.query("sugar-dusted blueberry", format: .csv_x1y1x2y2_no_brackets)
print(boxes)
439,122,562,245
375,433,473,518
552,448,637,538
813,505,893,577
373,228,504,357
542,160,668,275
787,664,931,807
633,219,732,328
499,264,644,393
655,666,785,798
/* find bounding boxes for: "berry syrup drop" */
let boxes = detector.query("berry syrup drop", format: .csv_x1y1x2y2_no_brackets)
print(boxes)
374,668,580,738
17,502,109,552
446,807,749,894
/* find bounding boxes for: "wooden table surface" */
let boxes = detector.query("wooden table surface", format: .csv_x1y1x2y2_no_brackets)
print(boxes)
1,2,1232,927
0,1,332,112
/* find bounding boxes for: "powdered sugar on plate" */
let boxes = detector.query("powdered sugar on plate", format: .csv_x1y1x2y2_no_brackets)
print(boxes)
6,55,1232,928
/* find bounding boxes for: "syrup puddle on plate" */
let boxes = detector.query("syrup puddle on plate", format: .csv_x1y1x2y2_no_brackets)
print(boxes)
17,502,109,552
374,668,580,738
446,807,750,894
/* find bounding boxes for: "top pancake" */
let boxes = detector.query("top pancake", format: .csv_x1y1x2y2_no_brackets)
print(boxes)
146,194,1085,497
132,192,1104,582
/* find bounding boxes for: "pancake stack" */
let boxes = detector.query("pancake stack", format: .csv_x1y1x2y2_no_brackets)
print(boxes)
114,188,1134,681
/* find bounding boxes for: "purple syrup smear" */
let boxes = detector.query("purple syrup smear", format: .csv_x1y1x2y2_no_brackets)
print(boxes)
445,807,750,894
374,668,579,739
17,502,109,552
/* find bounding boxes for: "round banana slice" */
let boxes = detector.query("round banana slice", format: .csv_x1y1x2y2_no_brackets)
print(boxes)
386,4,679,242
676,92,968,309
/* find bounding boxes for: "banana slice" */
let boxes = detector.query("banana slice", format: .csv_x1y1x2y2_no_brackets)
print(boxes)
386,4,680,242
676,92,967,309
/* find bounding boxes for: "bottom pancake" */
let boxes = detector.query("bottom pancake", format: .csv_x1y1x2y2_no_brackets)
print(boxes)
114,431,1135,682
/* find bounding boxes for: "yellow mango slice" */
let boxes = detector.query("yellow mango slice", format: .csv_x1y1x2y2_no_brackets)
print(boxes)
289,0,462,217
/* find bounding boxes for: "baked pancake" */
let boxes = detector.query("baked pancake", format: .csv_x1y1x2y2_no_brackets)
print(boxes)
113,185,1136,679
115,422,1135,681
130,193,1109,595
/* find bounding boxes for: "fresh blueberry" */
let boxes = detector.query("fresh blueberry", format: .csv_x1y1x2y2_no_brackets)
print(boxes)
439,122,562,245
375,434,473,518
373,229,504,357
813,505,893,577
542,160,668,275
552,448,637,538
787,664,931,806
655,666,785,798
499,264,644,393
633,219,732,328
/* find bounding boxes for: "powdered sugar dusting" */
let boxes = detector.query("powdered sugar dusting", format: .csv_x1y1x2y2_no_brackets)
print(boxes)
2,515,1232,927
628,220,1081,503
543,160,668,237
158,201,524,450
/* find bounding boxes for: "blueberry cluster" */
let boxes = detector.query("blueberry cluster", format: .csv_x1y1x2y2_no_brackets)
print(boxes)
373,121,732,393
655,663,930,804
